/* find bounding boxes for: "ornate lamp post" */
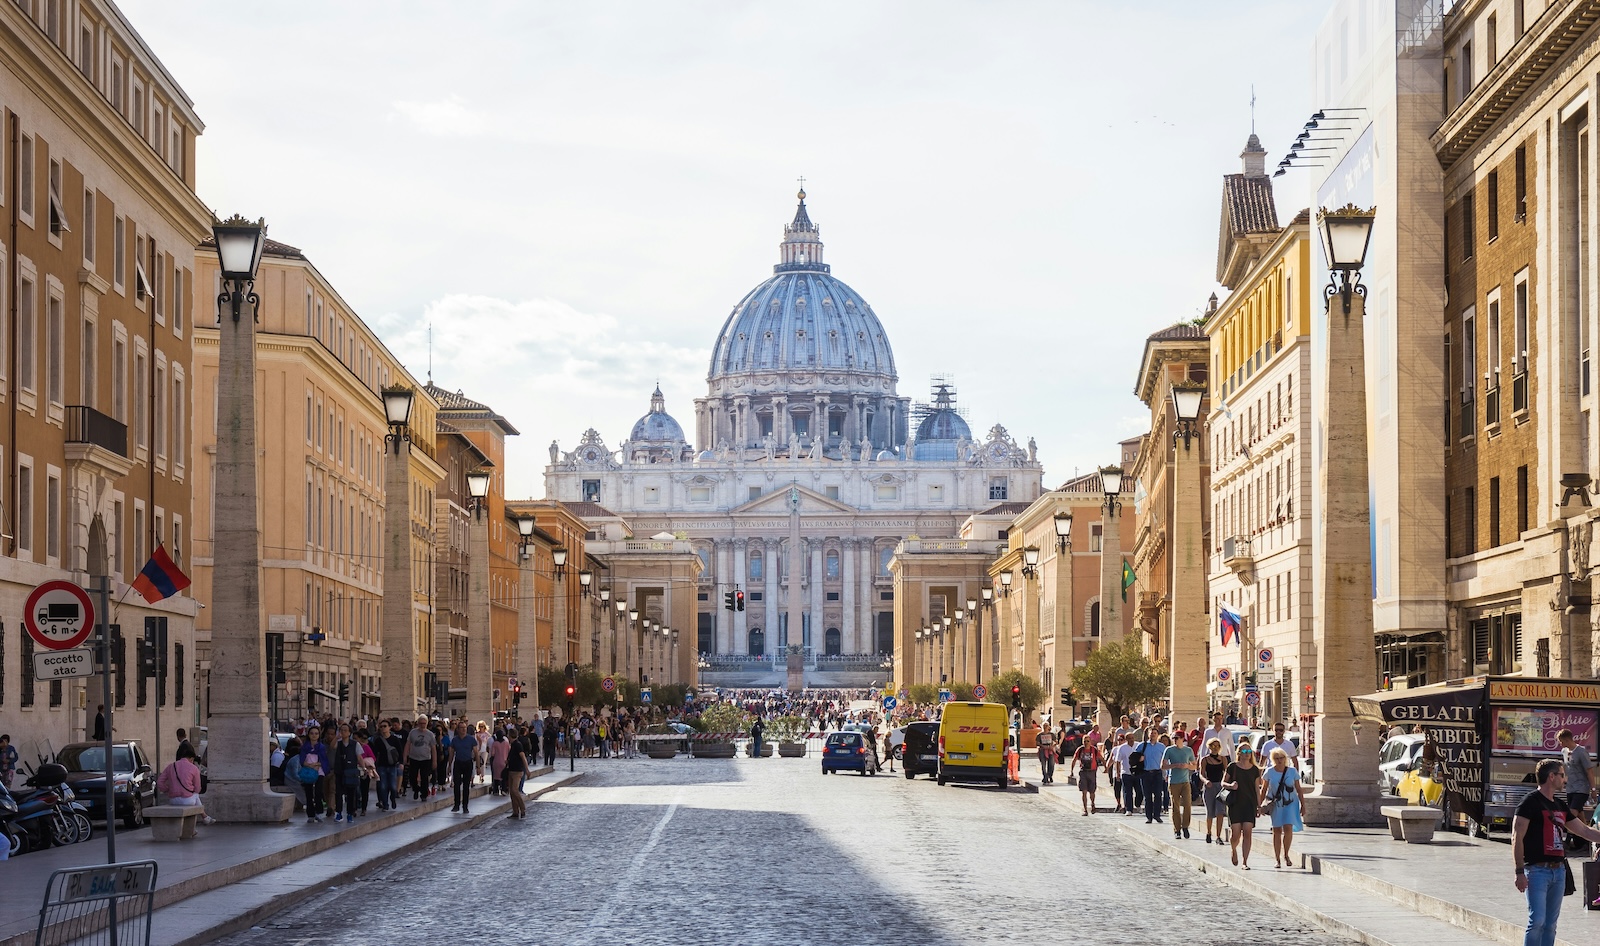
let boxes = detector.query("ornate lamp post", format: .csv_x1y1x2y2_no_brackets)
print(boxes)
379,383,420,721
980,585,995,681
1097,465,1125,645
1305,204,1380,826
1169,379,1208,722
1050,508,1074,724
465,467,493,721
515,515,539,711
205,215,293,822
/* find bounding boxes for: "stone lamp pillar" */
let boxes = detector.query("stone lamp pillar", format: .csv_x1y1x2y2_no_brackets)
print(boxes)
1169,380,1209,723
380,385,418,719
205,216,295,822
466,467,494,722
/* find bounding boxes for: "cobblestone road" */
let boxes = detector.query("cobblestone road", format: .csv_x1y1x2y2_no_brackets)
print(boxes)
216,758,1353,946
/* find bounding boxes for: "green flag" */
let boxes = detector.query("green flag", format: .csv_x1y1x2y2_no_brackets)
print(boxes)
1121,559,1135,602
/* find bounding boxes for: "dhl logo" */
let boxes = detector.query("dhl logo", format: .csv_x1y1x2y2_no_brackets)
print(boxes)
955,725,994,733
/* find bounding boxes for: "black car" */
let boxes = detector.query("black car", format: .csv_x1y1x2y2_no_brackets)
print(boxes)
1055,721,1093,763
55,742,155,828
901,722,940,779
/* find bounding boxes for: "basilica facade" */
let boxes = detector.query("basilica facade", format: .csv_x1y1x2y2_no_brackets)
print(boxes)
544,191,1044,658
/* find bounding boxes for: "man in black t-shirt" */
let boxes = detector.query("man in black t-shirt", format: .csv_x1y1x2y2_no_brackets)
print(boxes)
1512,759,1600,946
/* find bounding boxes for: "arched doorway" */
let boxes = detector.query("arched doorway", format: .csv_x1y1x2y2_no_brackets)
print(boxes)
824,628,841,656
748,628,765,656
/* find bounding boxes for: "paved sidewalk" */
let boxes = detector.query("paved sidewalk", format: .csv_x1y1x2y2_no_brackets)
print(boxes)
0,765,572,946
1021,758,1599,946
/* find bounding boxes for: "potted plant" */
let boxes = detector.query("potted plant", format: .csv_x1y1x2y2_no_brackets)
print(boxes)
639,723,681,759
693,703,743,758
772,716,809,757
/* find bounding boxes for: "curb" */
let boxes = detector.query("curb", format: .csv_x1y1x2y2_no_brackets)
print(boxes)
162,771,583,946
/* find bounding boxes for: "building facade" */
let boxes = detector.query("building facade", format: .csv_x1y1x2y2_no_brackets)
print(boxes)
545,191,1045,667
0,0,208,753
191,237,444,724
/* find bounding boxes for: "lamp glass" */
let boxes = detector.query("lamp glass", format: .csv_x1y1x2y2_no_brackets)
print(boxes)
212,218,267,280
1022,546,1041,567
662,626,670,637
552,547,569,568
628,609,639,621
1053,510,1073,539
1170,384,1205,422
1000,570,1013,587
1319,206,1376,269
615,600,626,613
465,469,491,500
1098,465,1123,498
600,587,611,603
954,610,964,621
516,515,536,538
966,597,977,611
381,386,414,427
578,569,593,587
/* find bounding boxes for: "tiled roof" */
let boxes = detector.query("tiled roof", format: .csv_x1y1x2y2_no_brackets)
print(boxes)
978,501,1032,517
1147,322,1206,341
424,383,520,436
197,236,305,260
561,501,622,521
1221,173,1279,236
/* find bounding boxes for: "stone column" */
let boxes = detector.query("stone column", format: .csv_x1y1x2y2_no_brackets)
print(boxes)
466,509,493,722
809,539,824,650
518,551,539,709
206,271,294,822
1100,505,1124,643
1304,287,1382,826
732,539,748,654
774,395,790,449
380,435,417,720
841,538,857,653
1022,571,1040,681
1171,429,1208,722
861,542,876,652
1052,543,1075,718
715,539,731,653
734,396,750,448
552,566,568,669
764,537,780,656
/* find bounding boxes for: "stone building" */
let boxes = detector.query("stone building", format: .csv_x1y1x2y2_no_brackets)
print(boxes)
0,0,208,751
545,191,1044,674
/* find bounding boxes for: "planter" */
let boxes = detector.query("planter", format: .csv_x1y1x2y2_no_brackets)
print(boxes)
643,744,678,759
692,741,737,759
1019,727,1041,750
746,742,774,757
777,742,807,758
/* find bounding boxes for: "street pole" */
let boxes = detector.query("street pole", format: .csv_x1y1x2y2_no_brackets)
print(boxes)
97,575,115,864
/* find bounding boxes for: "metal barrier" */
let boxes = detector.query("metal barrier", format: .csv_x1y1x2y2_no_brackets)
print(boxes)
35,860,157,946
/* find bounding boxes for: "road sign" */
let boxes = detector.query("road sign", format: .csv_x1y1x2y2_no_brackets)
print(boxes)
33,647,94,680
882,696,897,710
938,689,952,703
972,684,988,700
1244,690,1261,707
897,688,907,700
641,687,652,704
24,580,95,651
1257,648,1274,665
602,676,616,692
1216,667,1232,683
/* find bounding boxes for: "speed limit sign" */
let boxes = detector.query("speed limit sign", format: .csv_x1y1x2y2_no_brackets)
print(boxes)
24,580,95,651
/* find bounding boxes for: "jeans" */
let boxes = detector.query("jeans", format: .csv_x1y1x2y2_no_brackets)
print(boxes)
1121,773,1138,812
452,761,475,810
1039,751,1055,783
1170,780,1193,831
406,758,432,799
376,765,400,808
1142,771,1165,821
1523,863,1565,946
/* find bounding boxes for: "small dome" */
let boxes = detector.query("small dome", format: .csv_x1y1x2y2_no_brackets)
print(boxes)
875,448,899,462
629,385,687,443
916,409,971,443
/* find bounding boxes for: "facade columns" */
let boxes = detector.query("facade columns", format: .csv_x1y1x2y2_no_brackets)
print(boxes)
774,395,790,448
734,397,750,448
809,539,825,649
714,540,732,653
860,541,876,652
732,539,748,653
841,538,857,652
764,537,780,656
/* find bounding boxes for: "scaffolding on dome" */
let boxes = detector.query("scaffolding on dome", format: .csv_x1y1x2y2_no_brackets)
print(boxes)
910,375,969,429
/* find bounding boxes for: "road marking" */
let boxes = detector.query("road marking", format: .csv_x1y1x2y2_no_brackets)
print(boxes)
583,789,683,934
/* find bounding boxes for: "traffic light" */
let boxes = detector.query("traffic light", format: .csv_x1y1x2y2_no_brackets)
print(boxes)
512,683,523,705
564,683,576,705
724,590,735,611
1060,687,1073,706
338,681,349,702
734,590,745,612
1010,684,1022,710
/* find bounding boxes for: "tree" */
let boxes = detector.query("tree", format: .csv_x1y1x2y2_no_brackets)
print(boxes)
986,669,1044,715
1069,638,1169,720
907,682,939,705
947,681,977,703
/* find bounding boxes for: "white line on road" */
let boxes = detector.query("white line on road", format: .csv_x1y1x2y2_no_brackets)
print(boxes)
580,788,683,936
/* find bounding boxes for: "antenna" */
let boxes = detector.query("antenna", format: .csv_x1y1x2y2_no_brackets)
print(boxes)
427,322,433,385
1250,84,1257,133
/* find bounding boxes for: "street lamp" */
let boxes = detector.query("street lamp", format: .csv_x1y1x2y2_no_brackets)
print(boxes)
515,512,538,710
999,569,1014,597
466,468,492,517
1098,465,1123,517
516,514,536,546
1318,203,1376,314
381,385,414,453
212,215,267,321
464,465,494,720
552,546,568,575
1169,381,1206,451
1021,545,1041,579
600,587,611,604
578,569,593,596
1053,510,1073,552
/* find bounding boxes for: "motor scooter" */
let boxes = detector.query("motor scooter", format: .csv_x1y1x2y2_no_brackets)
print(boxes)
8,763,84,849
0,782,25,856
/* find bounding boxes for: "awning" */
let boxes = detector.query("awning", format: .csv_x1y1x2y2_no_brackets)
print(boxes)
1348,680,1481,725
308,687,339,702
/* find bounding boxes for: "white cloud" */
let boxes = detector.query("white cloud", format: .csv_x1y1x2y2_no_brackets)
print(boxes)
390,95,492,137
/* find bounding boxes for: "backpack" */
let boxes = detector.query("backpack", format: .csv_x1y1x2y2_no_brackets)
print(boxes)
1128,743,1147,775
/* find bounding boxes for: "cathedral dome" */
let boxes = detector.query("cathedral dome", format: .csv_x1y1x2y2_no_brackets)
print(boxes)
708,190,897,386
630,386,686,443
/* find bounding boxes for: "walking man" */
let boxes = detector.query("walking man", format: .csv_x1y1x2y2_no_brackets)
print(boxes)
450,721,479,813
1163,730,1197,839
1512,759,1600,946
405,715,436,802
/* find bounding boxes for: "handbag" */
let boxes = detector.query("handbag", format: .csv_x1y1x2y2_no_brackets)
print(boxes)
1261,769,1292,814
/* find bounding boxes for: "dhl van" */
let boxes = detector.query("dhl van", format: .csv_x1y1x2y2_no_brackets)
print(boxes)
936,702,1009,788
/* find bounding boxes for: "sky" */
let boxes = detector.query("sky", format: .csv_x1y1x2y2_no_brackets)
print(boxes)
124,0,1327,499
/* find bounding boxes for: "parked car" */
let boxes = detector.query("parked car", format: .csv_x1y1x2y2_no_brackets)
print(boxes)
1055,720,1093,762
821,731,878,776
1377,733,1426,794
901,722,940,779
54,742,155,828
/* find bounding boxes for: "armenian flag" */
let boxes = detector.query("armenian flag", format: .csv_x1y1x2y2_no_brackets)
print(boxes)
132,543,191,603
1218,603,1243,647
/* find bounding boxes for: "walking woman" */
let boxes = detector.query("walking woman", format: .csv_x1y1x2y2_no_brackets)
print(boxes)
1264,746,1307,868
489,730,510,795
1200,737,1229,845
1071,734,1104,815
474,721,492,784
1222,744,1264,868
503,727,529,819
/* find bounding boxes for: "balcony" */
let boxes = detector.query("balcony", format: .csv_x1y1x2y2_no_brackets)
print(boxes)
64,405,133,479
1222,535,1253,578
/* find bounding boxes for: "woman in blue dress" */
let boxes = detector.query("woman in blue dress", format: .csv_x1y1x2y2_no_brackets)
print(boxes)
1264,746,1307,868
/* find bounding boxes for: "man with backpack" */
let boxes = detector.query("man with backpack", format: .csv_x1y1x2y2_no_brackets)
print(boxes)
1114,730,1141,815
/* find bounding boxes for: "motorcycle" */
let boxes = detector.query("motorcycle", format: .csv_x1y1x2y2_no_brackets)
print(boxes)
9,763,90,849
0,782,25,856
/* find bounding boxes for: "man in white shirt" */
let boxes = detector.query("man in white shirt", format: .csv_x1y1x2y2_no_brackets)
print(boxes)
1111,732,1138,815
1199,711,1235,764
1260,721,1299,765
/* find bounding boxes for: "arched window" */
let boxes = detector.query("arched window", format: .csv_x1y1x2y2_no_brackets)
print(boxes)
824,628,841,656
748,628,765,656
1090,600,1101,637
826,550,840,579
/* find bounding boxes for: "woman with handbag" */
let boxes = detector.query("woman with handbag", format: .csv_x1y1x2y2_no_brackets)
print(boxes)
1264,746,1307,868
1222,744,1264,869
1200,738,1229,845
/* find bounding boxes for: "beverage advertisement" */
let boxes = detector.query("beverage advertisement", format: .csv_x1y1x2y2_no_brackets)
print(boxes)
1490,706,1599,755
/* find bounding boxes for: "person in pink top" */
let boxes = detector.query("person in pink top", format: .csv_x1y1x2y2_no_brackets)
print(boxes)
489,730,511,795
